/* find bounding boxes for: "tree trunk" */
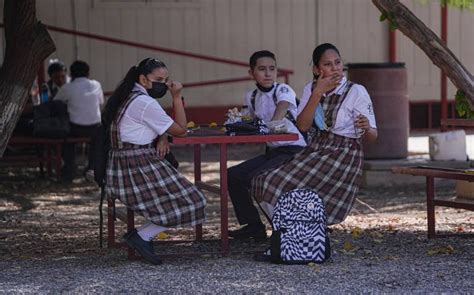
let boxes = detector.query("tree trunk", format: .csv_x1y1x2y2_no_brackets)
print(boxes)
0,0,55,157
372,0,474,108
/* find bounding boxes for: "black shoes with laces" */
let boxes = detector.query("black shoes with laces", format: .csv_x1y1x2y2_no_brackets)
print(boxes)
228,223,267,241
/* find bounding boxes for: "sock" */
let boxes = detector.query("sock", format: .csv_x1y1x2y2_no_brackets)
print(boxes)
137,221,167,241
259,201,274,220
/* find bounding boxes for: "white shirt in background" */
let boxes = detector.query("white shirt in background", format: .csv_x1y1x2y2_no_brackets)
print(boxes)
118,83,174,145
55,77,104,125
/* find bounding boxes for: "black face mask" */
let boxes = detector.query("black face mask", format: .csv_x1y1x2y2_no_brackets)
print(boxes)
147,81,168,98
256,83,274,93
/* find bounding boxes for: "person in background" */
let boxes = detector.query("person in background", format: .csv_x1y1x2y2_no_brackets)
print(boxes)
55,60,104,182
227,50,306,241
46,60,68,99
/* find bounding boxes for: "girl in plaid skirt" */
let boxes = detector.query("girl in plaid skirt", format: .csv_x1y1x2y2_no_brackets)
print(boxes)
102,58,206,264
251,43,378,226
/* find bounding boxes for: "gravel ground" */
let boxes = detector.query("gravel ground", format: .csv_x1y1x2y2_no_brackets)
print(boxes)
1,146,473,293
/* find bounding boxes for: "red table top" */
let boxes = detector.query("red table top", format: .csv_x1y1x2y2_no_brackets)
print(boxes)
172,127,298,145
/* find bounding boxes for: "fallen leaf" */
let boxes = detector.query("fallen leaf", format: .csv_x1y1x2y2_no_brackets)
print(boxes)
157,232,168,240
343,241,355,251
427,245,455,256
384,255,399,261
387,224,398,233
370,231,384,240
308,262,321,272
351,227,362,238
456,225,465,232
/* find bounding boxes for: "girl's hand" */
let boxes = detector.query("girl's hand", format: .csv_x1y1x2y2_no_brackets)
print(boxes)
167,80,183,98
156,136,170,159
313,72,342,95
354,114,370,132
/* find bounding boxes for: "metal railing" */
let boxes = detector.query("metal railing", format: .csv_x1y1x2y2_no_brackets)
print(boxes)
0,23,293,93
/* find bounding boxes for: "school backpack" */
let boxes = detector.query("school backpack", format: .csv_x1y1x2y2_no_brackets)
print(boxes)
270,188,331,264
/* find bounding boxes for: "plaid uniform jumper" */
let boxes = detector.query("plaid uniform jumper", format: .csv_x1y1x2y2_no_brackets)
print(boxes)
251,81,363,225
106,92,206,227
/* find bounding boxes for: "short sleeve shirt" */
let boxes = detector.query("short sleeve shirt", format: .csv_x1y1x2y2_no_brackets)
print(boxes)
54,77,104,125
118,83,174,145
243,82,306,148
298,76,377,138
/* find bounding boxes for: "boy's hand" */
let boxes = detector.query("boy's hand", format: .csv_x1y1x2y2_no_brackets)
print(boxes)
167,80,183,98
314,72,342,95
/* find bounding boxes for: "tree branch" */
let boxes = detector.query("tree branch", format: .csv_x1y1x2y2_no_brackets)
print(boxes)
372,0,474,108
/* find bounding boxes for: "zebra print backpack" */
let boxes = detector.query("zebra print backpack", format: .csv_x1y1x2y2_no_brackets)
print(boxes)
270,189,331,264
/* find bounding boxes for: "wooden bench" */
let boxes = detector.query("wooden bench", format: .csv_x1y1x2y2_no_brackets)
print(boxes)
3,136,90,179
392,118,473,238
392,166,473,238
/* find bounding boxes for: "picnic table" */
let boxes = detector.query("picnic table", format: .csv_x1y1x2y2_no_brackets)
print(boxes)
107,127,298,258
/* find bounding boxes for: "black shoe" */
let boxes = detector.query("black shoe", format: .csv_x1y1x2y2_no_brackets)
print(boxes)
123,230,155,254
253,248,271,262
228,224,267,240
123,229,162,265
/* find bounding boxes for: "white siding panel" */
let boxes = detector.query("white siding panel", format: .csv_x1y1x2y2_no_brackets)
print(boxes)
261,0,276,51
291,0,312,93
103,8,122,90
17,0,474,107
120,8,138,75
88,6,107,91
74,0,91,63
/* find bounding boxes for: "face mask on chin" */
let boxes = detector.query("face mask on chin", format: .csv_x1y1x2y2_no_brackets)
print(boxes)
147,81,168,99
256,83,274,93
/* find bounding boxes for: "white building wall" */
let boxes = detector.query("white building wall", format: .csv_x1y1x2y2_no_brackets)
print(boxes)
0,0,473,106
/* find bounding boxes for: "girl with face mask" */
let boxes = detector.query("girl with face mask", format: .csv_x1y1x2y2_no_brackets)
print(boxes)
102,58,206,265
251,44,378,239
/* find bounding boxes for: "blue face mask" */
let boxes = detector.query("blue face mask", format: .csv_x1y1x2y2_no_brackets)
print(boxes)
314,104,328,131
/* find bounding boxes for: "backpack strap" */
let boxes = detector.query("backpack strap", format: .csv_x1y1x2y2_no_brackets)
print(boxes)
272,84,298,128
250,89,258,112
252,84,299,128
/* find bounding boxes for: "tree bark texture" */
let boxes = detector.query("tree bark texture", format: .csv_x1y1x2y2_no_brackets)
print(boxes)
0,0,56,157
372,0,474,108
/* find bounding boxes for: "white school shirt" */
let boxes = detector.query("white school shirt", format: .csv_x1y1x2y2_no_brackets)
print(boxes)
118,83,174,145
243,82,306,148
297,76,377,138
54,77,104,125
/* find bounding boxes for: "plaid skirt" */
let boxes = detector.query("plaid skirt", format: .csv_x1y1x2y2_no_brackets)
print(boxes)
106,144,206,227
251,131,363,225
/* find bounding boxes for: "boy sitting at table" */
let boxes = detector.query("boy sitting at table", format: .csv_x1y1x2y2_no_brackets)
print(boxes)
227,50,306,240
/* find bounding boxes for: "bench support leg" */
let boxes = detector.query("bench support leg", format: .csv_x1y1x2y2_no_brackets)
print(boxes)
127,208,136,259
426,176,436,239
107,198,115,248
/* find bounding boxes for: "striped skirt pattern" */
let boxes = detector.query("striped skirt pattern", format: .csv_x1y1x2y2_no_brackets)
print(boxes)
106,145,206,227
251,131,363,225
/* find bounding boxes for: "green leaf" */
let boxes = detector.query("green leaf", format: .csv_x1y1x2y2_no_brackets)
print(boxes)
379,12,387,22
455,90,474,119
